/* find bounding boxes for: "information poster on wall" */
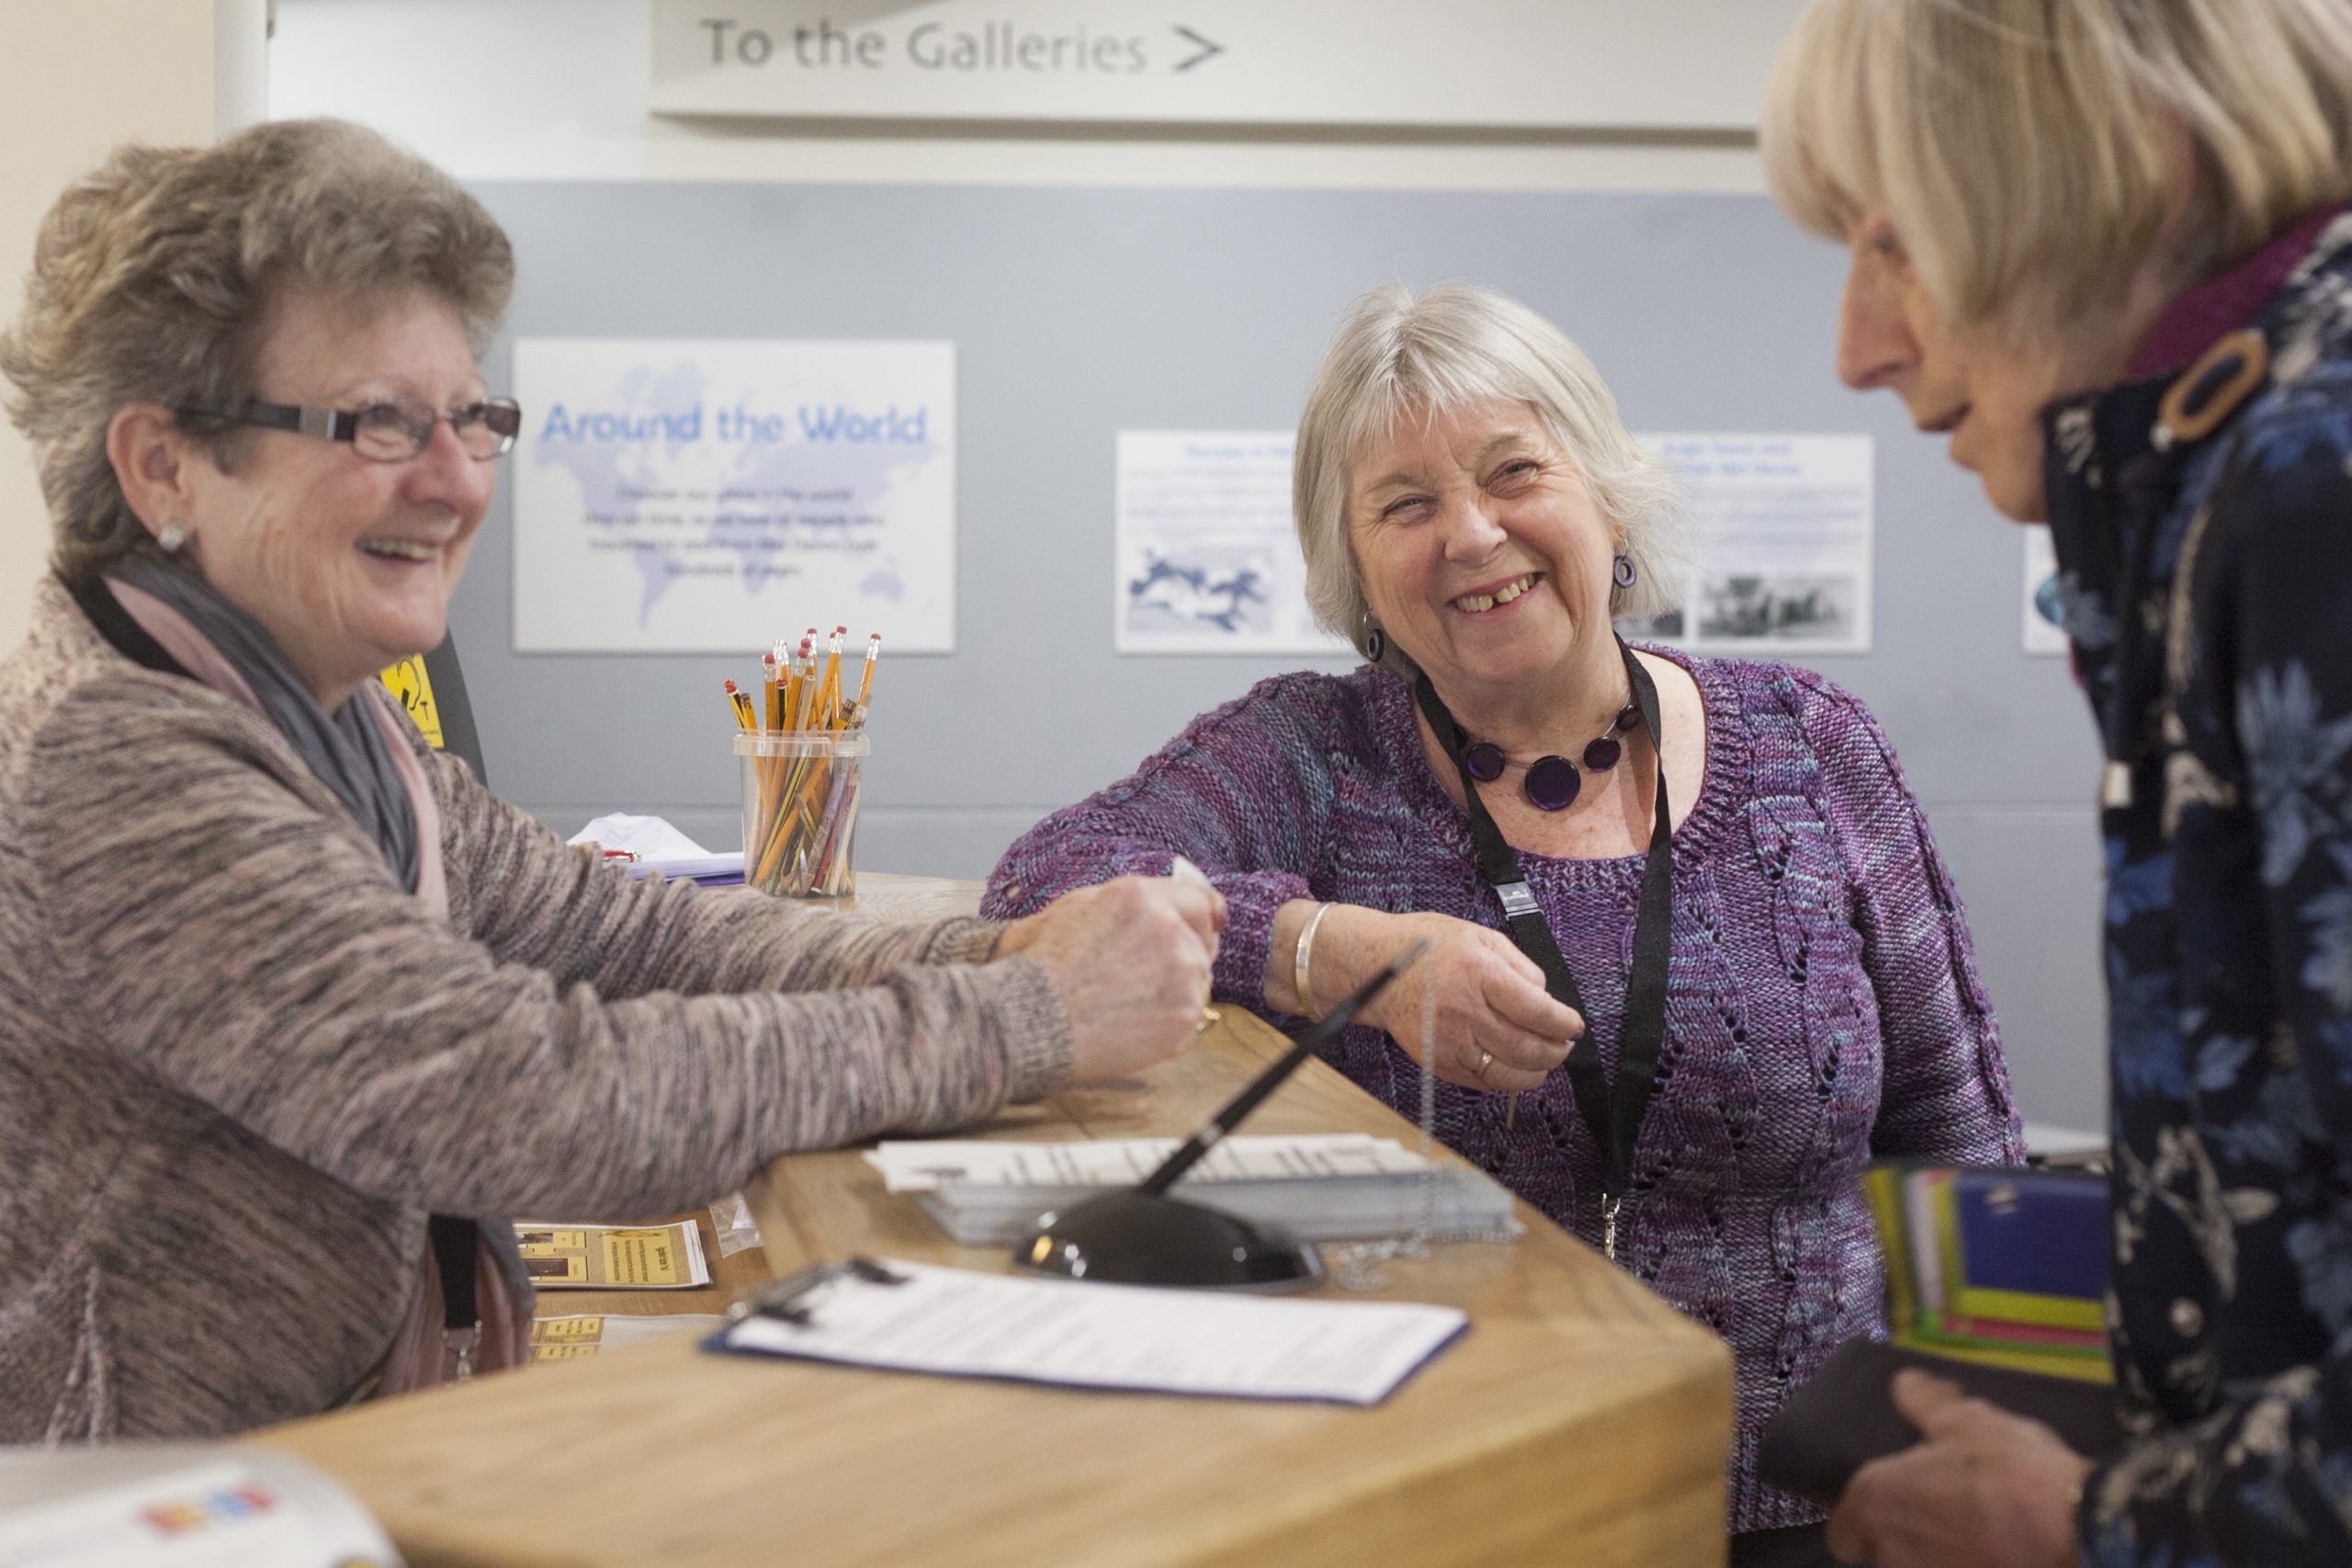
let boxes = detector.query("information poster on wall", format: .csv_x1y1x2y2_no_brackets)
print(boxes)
2023,525,2068,656
514,339,956,652
1628,434,1874,655
1114,430,1350,655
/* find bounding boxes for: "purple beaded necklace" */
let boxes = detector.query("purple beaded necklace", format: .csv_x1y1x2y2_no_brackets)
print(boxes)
1459,699,1642,811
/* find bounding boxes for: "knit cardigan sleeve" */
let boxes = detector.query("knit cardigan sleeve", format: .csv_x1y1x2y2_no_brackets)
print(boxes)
1788,669,2024,1164
985,672,1351,1008
28,677,1072,1223
424,744,1003,998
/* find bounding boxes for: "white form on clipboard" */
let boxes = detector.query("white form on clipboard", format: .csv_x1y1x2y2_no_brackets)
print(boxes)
713,1258,1466,1406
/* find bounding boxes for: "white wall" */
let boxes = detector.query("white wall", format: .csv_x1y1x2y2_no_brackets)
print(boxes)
268,0,1775,192
0,1,225,657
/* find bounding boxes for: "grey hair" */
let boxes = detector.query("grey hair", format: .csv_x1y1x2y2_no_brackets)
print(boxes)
1293,283,1685,667
0,118,514,589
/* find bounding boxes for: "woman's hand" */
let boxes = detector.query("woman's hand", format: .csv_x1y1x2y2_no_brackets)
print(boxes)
997,875,1227,1084
1274,904,1582,1091
1826,1370,2092,1568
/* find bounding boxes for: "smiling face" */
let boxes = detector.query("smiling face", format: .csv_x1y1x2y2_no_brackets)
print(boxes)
177,283,493,708
1348,399,1620,710
1837,212,2152,523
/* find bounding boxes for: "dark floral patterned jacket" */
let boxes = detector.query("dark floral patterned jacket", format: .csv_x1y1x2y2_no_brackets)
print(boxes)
2044,206,2352,1563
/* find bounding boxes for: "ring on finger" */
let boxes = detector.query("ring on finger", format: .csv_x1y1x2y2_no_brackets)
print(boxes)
1476,1048,1494,1081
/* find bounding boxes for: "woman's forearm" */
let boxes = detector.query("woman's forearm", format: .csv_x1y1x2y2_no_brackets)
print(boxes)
1263,898,1401,1027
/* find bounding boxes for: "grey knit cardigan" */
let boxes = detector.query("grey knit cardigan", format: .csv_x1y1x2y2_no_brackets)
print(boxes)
0,579,1070,1441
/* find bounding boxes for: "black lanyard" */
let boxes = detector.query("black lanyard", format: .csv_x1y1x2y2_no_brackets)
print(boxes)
1413,637,1673,1258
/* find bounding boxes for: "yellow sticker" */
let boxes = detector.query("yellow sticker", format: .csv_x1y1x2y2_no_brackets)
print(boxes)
378,656,445,749
600,1230,684,1287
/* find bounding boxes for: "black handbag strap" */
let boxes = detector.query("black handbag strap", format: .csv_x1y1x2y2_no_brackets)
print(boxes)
1413,637,1674,1208
428,1214,480,1333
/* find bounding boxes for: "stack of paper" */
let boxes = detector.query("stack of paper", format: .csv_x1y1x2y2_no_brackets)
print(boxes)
867,1134,1521,1247
514,1219,711,1290
566,815,746,886
1863,1164,2109,1382
529,1314,726,1363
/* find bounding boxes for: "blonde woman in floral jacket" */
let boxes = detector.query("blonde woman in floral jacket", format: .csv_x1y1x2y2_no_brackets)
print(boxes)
1766,1,2352,1564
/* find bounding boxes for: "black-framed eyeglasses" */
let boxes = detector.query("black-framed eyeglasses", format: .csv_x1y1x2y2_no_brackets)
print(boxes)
181,396,523,462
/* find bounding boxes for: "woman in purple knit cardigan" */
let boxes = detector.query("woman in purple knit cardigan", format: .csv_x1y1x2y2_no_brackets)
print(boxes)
986,283,2021,1563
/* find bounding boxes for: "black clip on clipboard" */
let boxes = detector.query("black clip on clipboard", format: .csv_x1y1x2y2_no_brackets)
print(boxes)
727,1255,908,1329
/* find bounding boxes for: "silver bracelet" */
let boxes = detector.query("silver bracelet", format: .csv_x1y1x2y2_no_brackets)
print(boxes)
1294,901,1335,1021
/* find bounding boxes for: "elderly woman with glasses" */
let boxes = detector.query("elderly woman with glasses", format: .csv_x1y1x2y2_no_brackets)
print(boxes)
1763,1,2352,1564
986,281,2021,1563
0,118,1223,1443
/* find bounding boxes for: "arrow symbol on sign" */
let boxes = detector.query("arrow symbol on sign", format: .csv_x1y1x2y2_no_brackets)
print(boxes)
1171,25,1225,72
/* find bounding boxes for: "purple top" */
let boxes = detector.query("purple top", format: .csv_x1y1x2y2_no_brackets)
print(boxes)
985,650,2022,1532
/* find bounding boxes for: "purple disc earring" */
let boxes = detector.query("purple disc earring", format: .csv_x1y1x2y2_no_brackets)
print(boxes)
1364,625,1385,661
1612,554,1638,590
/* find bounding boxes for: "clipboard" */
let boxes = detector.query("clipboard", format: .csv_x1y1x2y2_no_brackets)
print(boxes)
706,1256,1467,1407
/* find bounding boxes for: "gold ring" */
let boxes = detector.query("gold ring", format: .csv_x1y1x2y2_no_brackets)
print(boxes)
1194,1007,1222,1035
1476,1048,1494,1080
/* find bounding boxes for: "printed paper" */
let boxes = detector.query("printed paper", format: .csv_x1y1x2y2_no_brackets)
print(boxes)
514,338,956,651
1114,430,1351,655
1628,434,1874,655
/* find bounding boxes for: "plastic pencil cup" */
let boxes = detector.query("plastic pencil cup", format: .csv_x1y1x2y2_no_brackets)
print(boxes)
734,730,871,900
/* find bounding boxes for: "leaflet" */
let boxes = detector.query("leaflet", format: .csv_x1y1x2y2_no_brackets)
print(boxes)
514,1219,711,1289
529,1314,726,1363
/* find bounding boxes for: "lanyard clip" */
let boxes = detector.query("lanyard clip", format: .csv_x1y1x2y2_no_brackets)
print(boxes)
1495,880,1541,919
1600,1194,1623,1262
443,1322,481,1382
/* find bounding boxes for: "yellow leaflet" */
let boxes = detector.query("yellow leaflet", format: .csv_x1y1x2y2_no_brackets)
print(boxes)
531,1316,604,1342
600,1230,685,1287
378,656,445,748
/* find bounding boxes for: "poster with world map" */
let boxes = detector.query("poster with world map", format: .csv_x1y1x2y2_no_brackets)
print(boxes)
513,339,956,651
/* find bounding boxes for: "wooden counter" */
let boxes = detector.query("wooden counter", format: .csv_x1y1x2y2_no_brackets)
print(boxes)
254,877,1733,1568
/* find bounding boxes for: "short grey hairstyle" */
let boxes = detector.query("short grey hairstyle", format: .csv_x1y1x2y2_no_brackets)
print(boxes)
1294,284,1684,666
0,118,514,588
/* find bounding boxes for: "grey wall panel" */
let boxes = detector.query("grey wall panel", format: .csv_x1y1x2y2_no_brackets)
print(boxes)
453,181,2110,1130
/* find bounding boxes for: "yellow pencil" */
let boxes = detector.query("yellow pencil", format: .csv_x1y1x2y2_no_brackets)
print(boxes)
849,633,880,727
721,681,755,731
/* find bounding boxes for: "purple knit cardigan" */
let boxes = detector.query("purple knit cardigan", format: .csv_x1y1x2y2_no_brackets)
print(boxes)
984,649,2023,1533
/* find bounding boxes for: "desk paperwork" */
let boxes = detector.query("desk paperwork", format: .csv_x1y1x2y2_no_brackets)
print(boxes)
530,1314,726,1363
868,1134,1521,1246
515,1219,710,1289
713,1258,1466,1405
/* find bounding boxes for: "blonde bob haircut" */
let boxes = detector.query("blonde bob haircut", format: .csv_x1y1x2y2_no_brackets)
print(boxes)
1762,0,2352,343
0,118,514,589
1295,284,1683,667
